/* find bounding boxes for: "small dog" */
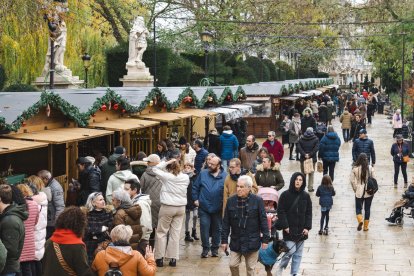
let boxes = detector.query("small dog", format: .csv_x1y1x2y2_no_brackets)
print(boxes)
259,238,289,276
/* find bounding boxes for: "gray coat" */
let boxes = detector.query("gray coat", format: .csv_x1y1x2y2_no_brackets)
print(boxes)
289,120,301,144
46,178,65,227
140,166,163,228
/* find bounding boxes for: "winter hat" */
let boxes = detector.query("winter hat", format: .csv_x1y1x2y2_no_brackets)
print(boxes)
359,129,367,134
396,134,403,140
143,154,161,163
178,136,187,145
76,157,92,165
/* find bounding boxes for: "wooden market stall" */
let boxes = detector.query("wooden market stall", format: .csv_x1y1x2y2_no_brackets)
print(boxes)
136,112,192,144
0,139,48,184
3,127,113,196
88,118,160,157
175,108,217,141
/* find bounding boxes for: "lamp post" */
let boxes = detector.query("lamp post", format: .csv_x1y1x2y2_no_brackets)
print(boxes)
81,53,91,88
401,33,406,120
296,53,301,79
200,30,213,78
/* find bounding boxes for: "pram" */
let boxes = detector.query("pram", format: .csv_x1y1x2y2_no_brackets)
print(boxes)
258,187,279,236
385,191,414,225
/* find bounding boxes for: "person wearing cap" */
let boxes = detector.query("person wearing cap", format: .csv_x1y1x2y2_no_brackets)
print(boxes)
390,134,410,188
100,146,126,195
297,127,319,192
352,129,376,166
140,154,163,247
178,136,196,167
350,114,366,142
106,156,139,203
76,156,101,206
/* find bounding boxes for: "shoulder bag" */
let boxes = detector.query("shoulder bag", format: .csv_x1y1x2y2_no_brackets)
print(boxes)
53,242,77,276
364,167,378,196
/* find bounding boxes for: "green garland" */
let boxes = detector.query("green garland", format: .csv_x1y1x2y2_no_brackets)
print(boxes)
197,89,218,108
299,82,304,91
6,91,85,132
288,84,294,94
233,86,247,101
170,87,199,110
218,87,234,104
281,85,288,96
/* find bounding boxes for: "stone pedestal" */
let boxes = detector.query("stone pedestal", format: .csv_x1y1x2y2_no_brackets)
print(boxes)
120,63,154,87
32,69,84,89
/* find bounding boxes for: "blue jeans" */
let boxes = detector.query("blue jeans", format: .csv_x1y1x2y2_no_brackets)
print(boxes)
222,160,229,172
198,208,222,252
279,240,305,275
342,129,350,142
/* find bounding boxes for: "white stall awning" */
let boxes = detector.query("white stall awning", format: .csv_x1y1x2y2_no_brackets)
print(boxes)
223,104,253,116
207,107,242,122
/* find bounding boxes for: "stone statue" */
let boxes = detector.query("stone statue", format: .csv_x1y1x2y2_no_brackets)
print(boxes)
126,16,149,69
41,20,68,76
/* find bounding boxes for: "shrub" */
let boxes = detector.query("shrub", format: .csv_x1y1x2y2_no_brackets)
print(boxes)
245,56,270,82
262,59,278,81
3,83,38,92
275,61,294,80
232,62,257,84
0,65,6,91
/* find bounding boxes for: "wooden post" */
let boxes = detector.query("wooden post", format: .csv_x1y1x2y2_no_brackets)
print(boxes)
125,131,131,157
48,144,54,175
64,142,69,202
149,127,153,154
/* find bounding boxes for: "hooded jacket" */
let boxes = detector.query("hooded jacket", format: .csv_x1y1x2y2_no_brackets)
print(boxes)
340,111,352,129
318,132,341,162
130,160,148,180
113,205,143,250
300,115,316,134
92,246,156,276
78,165,101,206
352,137,376,164
221,193,270,254
316,185,336,208
239,142,259,171
0,203,28,274
297,131,320,162
276,172,312,242
32,191,48,261
20,198,39,262
223,170,258,215
255,163,285,191
192,168,227,214
140,166,163,229
220,130,239,160
106,170,139,202
262,139,284,163
101,153,122,194
132,194,152,241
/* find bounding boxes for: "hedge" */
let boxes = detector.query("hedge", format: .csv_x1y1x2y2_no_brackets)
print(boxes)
0,65,6,91
3,84,38,92
262,59,278,81
245,56,270,82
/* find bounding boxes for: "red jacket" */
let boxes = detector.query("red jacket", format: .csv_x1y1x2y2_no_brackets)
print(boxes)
262,140,284,163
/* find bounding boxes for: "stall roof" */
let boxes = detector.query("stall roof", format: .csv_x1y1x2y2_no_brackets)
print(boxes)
137,112,191,122
242,102,263,108
3,128,113,144
303,90,323,96
291,93,309,98
0,139,48,155
224,104,253,116
175,108,217,118
208,107,242,122
88,118,159,131
245,96,271,101
279,96,299,101
0,92,45,124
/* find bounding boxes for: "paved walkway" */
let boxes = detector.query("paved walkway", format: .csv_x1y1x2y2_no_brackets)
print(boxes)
157,114,414,276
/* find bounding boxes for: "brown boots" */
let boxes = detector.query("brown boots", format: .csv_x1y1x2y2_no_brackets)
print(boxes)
363,220,369,231
357,214,363,231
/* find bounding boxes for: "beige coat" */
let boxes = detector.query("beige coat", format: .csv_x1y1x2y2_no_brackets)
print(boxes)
350,165,375,198
340,111,352,129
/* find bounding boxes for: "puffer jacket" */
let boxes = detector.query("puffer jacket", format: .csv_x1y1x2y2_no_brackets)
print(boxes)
318,105,328,123
276,172,312,242
221,193,270,254
254,164,285,191
301,115,316,134
46,178,65,227
132,194,152,241
106,170,139,202
19,198,39,262
32,191,48,261
239,143,259,172
297,131,320,162
350,165,375,198
220,130,239,160
0,204,28,274
390,142,410,164
352,137,376,164
316,185,336,208
152,161,189,206
318,132,341,162
192,168,227,214
78,165,101,206
140,166,162,229
340,111,352,129
92,246,156,276
113,205,143,250
100,153,122,194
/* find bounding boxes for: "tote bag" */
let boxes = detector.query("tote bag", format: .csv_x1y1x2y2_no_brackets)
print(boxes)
303,158,314,174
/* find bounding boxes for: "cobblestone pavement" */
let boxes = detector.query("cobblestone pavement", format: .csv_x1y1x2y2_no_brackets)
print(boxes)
157,114,414,276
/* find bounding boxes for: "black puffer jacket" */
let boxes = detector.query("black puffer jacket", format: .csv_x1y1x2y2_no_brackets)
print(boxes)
297,132,320,162
300,116,316,134
276,172,312,242
204,133,221,156
78,165,101,206
221,193,270,254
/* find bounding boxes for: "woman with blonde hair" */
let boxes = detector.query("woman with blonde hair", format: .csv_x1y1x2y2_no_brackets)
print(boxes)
92,225,156,276
83,192,113,263
16,183,40,276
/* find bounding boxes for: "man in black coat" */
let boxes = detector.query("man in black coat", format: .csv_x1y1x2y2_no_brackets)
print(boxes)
300,108,317,134
297,127,320,192
76,157,101,206
350,114,366,142
221,175,270,275
276,172,312,276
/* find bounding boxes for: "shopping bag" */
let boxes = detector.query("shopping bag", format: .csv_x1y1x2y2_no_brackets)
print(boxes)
303,158,314,174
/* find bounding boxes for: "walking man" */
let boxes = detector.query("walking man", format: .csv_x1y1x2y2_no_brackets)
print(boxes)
352,129,376,166
262,131,284,164
221,176,270,276
239,135,259,172
220,126,239,171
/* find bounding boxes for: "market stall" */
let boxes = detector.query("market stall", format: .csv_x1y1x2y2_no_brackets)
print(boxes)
175,108,217,141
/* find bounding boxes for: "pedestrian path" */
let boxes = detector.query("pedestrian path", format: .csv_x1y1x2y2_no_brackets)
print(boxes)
157,114,414,276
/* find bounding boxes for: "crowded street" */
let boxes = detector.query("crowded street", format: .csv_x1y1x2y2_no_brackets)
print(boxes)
157,114,414,276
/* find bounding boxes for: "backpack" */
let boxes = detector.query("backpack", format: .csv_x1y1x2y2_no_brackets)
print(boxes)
365,169,378,196
105,262,122,276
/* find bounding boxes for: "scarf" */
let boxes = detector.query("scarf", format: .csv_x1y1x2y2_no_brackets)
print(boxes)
236,194,250,229
292,118,301,135
50,229,85,246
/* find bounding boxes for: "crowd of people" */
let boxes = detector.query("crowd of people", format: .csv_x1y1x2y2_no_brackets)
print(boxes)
0,87,411,276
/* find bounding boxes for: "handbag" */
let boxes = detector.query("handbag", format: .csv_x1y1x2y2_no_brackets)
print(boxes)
316,161,323,173
403,155,410,163
53,242,77,276
364,167,378,196
303,158,314,174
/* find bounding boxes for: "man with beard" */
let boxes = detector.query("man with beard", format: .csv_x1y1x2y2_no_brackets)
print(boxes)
350,114,366,142
192,156,227,258
239,135,260,172
223,158,258,215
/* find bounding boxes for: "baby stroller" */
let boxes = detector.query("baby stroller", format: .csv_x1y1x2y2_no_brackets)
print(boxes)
258,188,287,276
385,192,414,225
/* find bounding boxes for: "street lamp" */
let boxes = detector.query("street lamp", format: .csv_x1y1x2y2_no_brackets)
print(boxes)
296,53,301,79
81,53,91,88
200,30,213,78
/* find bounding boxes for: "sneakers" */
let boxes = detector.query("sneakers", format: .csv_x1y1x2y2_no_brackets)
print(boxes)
201,249,209,258
211,249,219,257
156,258,163,267
185,231,194,242
169,258,176,267
324,228,329,235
